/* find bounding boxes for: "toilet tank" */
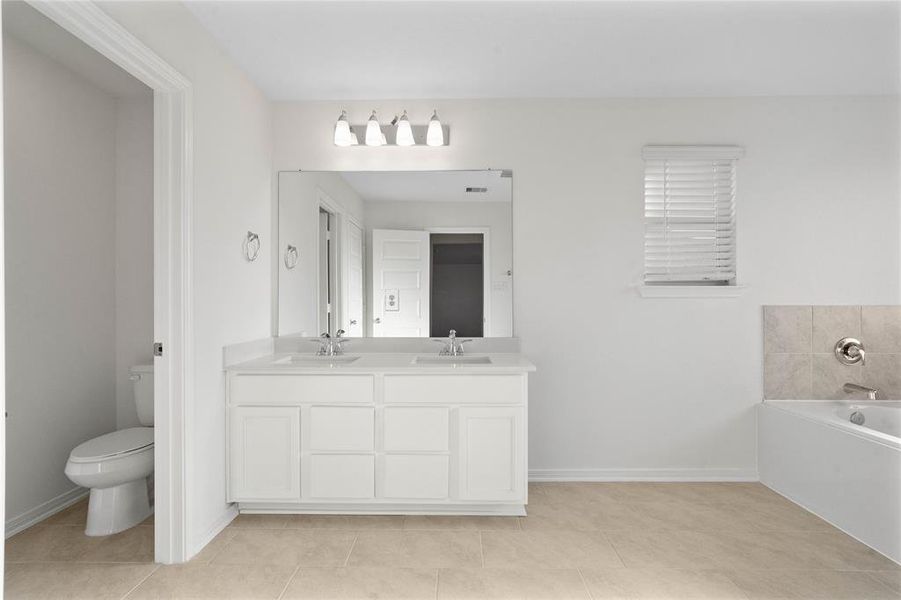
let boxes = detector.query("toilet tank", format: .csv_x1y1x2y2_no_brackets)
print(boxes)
130,365,154,426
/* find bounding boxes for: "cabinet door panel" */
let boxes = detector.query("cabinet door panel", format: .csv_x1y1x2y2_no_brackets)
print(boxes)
309,454,375,499
384,407,449,452
230,375,373,405
384,375,523,404
383,455,449,499
229,407,300,501
310,406,374,451
458,407,524,501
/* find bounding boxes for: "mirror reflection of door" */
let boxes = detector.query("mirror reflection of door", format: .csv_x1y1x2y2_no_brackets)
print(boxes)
371,229,431,337
344,220,365,337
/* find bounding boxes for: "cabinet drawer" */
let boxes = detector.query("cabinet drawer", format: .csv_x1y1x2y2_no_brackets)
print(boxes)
384,375,524,404
384,407,448,452
310,406,374,451
230,375,373,405
383,455,449,499
309,454,374,499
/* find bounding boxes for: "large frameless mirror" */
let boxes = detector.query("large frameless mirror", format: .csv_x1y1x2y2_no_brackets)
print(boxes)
277,170,513,338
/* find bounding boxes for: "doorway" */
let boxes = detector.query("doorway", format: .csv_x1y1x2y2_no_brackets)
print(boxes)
430,233,484,337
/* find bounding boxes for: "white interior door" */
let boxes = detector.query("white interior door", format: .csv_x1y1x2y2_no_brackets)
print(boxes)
344,220,364,336
371,229,430,337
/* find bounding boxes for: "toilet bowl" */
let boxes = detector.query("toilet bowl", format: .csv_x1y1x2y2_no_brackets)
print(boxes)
65,365,154,536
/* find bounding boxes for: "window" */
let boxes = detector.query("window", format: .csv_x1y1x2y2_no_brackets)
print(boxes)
642,145,744,286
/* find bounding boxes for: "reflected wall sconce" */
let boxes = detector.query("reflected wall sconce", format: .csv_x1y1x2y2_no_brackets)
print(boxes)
284,244,298,269
334,109,450,146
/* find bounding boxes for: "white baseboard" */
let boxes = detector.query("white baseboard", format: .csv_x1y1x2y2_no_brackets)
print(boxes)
6,487,89,538
528,468,759,482
189,504,238,562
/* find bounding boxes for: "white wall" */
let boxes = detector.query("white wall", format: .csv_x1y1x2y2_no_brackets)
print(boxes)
98,1,273,553
273,98,900,478
115,95,154,428
278,171,363,336
363,200,513,337
4,34,119,521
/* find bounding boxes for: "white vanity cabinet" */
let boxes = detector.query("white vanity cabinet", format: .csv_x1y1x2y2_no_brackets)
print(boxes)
226,359,531,515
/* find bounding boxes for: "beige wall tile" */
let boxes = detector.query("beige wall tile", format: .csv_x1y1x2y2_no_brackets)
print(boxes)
863,353,901,399
211,530,355,567
812,306,860,354
725,568,901,599
764,354,811,399
862,306,901,352
126,564,294,599
481,530,623,569
811,354,862,399
764,306,812,353
437,568,589,599
346,531,481,568
5,563,155,600
284,567,437,599
581,568,747,600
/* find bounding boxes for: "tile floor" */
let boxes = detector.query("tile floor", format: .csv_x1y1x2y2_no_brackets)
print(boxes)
5,483,900,599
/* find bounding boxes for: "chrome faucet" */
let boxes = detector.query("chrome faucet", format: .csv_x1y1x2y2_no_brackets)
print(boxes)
434,329,472,356
843,383,878,400
314,330,347,356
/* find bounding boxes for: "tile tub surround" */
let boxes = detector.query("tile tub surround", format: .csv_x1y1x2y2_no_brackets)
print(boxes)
5,486,901,599
764,305,901,400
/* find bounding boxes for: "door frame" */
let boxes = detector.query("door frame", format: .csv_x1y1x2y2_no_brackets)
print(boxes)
27,0,194,563
426,227,492,337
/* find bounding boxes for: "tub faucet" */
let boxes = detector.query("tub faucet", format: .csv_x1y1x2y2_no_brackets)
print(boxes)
843,383,878,400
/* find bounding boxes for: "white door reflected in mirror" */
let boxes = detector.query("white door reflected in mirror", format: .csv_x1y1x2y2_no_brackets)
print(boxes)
277,170,513,338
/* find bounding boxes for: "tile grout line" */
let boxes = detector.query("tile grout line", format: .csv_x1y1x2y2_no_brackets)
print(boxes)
276,564,302,600
576,567,595,600
433,567,440,600
343,533,359,567
118,563,160,600
861,571,900,597
600,530,627,568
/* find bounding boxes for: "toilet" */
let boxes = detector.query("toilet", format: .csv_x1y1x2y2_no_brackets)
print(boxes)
65,365,154,536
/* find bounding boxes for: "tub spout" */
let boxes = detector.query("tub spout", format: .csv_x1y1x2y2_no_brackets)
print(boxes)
843,383,879,400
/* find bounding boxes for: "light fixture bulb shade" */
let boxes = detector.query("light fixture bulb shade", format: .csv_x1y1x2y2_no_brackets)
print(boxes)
365,111,383,146
426,110,444,146
333,111,352,147
395,111,415,146
349,131,359,146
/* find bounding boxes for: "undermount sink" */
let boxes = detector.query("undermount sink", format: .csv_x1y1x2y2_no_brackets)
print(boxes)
414,355,492,365
275,355,360,365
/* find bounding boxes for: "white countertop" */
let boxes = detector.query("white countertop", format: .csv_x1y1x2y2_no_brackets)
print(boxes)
226,353,536,374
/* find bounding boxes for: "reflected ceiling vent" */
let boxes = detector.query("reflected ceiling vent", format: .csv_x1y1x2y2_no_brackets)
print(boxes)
465,187,488,193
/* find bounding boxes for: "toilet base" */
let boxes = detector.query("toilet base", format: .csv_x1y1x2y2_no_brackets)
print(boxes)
85,479,152,536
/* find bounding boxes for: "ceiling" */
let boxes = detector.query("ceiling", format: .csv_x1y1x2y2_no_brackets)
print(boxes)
340,171,512,203
185,1,900,100
2,1,150,98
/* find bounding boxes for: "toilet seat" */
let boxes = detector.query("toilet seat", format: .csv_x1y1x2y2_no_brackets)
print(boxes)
69,427,153,463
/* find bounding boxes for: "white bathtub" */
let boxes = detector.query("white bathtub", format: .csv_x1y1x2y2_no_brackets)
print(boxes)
759,401,901,564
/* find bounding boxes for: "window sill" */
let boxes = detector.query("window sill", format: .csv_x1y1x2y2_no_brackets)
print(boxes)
638,285,748,298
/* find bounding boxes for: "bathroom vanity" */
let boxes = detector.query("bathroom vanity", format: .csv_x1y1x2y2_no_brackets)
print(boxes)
225,353,534,515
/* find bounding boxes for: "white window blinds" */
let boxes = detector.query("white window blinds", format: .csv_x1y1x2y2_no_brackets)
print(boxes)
642,146,743,285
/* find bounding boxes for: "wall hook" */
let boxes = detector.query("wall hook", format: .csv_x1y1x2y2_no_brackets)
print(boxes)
244,231,260,262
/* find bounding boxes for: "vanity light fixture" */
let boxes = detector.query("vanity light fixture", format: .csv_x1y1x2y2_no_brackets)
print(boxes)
365,110,384,146
426,110,444,147
333,110,352,147
333,110,449,146
394,111,415,146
